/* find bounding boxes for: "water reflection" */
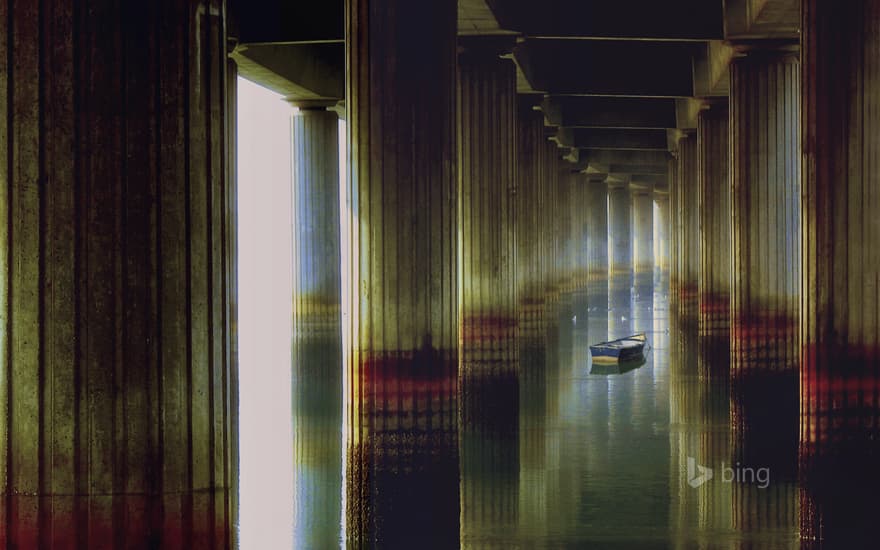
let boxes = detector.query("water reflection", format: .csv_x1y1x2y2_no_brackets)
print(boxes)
291,283,819,547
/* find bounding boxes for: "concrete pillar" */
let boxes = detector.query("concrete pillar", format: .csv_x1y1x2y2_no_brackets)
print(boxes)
557,166,577,293
585,176,609,310
345,0,459,545
608,180,633,309
0,3,237,547
654,193,670,288
697,105,731,340
668,159,680,312
289,102,343,548
801,1,880,543
544,141,562,299
517,100,546,336
632,190,654,300
458,41,518,366
730,47,800,377
457,40,520,542
728,46,800,507
572,174,591,292
676,133,700,325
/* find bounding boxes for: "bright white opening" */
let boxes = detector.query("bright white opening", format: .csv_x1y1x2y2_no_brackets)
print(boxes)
237,76,295,550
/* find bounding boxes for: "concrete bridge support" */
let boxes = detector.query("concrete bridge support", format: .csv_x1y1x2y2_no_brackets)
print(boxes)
517,100,547,337
632,190,654,300
344,0,460,545
608,181,633,311
800,0,880,544
697,105,731,342
585,177,609,312
655,194,670,287
676,133,700,325
728,46,800,494
0,2,238,547
457,41,521,545
458,42,518,367
289,103,343,548
668,159,680,315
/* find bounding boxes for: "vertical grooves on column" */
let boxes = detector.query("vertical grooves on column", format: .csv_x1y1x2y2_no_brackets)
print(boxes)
632,191,653,298
608,184,632,308
516,102,545,336
0,1,236,547
801,1,880,543
345,0,459,545
698,106,730,338
585,178,608,305
730,52,800,378
668,159,679,314
458,51,517,367
677,134,699,325
655,194,669,287
291,106,342,549
729,49,799,493
457,47,519,545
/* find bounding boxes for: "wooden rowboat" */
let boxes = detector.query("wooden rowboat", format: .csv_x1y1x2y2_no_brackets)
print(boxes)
589,332,647,366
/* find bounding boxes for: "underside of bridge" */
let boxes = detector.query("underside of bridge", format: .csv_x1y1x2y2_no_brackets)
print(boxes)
0,0,878,547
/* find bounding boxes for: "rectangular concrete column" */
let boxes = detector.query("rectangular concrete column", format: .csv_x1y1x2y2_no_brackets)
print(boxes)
697,104,731,341
557,166,577,293
345,0,459,545
572,173,591,292
0,3,238,548
585,176,609,310
632,190,654,299
517,99,547,336
668,159,680,312
676,133,700,325
543,140,562,299
728,46,800,493
801,1,880,544
730,48,800,375
654,193,669,287
458,42,518,364
457,40,520,543
608,180,633,308
289,102,343,548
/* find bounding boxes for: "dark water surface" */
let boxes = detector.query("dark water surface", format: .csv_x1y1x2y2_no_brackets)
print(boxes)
292,285,802,548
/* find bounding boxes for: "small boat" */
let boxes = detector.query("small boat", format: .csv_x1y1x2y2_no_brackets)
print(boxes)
589,333,647,365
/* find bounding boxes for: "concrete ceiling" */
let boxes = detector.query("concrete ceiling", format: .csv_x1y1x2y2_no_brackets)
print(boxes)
228,0,799,174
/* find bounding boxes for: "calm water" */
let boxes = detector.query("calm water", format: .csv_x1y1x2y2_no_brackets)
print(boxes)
292,284,802,548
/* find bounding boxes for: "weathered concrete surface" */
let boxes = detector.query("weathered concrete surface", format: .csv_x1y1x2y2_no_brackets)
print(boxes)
517,99,548,336
800,0,880,545
729,48,800,377
0,2,238,547
632,190,654,299
676,134,700,325
290,105,343,548
654,193,669,286
697,105,730,339
585,177,609,312
608,182,633,307
345,0,460,545
459,43,518,360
